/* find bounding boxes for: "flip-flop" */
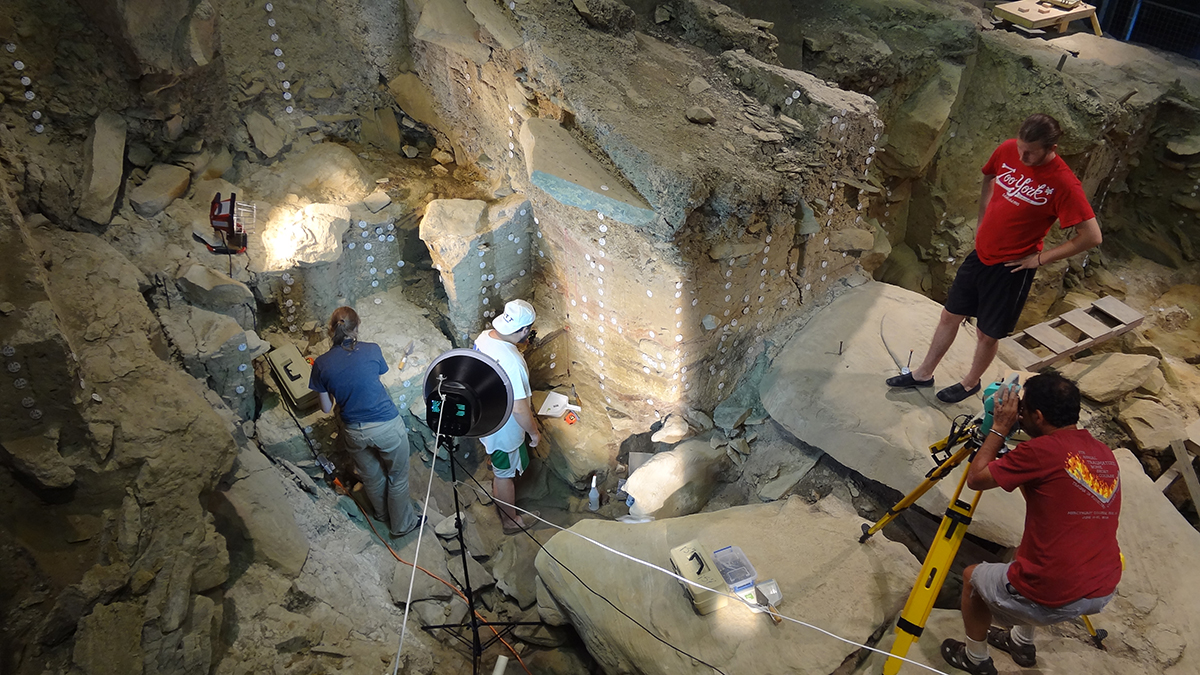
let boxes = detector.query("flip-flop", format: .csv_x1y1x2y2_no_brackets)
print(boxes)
502,510,540,534
885,371,934,388
937,382,982,403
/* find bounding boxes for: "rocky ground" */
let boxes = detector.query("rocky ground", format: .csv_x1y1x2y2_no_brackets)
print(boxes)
1,0,1199,673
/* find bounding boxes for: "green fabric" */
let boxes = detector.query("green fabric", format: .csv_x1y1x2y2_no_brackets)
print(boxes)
491,442,529,471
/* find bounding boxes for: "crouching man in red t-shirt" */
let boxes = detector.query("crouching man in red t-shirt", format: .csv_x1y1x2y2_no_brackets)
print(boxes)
886,114,1103,404
940,372,1122,675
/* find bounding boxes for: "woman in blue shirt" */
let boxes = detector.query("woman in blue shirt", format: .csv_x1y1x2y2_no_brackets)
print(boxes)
309,306,420,537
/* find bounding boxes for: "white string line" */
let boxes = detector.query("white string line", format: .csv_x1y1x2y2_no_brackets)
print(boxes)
390,386,446,675
465,483,951,675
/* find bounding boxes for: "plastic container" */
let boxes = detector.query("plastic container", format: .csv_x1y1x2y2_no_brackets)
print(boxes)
712,545,757,604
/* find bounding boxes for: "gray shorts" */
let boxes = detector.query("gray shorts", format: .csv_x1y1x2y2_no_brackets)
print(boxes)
970,562,1112,627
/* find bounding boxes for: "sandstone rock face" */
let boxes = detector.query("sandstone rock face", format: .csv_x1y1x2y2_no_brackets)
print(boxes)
413,0,491,64
360,108,401,154
77,112,127,225
72,601,145,675
260,203,351,270
272,143,372,203
519,118,655,226
212,446,309,577
419,195,533,342
759,282,1022,547
157,304,269,419
130,164,191,217
881,60,965,177
175,263,255,330
0,430,74,489
464,0,523,50
1057,353,1160,403
354,286,454,404
624,438,731,518
19,223,238,674
493,534,543,609
536,497,922,674
1118,399,1185,455
244,111,286,160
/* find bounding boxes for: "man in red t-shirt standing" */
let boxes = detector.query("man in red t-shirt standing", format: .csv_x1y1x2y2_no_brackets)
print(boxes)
886,114,1103,403
940,372,1122,675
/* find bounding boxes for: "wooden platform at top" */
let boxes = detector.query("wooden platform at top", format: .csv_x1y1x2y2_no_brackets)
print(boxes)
998,295,1144,372
993,0,1103,36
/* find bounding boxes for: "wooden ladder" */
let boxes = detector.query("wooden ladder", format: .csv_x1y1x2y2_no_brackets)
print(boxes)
998,296,1144,372
1155,434,1200,511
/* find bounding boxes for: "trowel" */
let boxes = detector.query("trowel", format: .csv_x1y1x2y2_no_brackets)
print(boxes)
397,340,415,370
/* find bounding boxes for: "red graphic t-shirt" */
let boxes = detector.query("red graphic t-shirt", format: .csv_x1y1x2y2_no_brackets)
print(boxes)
975,139,1095,265
988,427,1122,608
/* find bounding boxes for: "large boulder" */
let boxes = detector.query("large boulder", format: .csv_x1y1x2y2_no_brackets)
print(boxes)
535,497,922,675
211,446,309,577
419,195,533,342
259,203,351,270
624,438,731,518
1117,399,1185,455
0,429,74,489
413,0,491,64
76,111,127,225
1057,353,1160,403
244,111,286,160
759,282,1022,547
157,304,269,419
129,164,191,217
881,61,965,177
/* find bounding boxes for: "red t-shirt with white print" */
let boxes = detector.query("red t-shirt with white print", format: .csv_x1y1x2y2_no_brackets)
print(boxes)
975,139,1095,265
988,427,1122,608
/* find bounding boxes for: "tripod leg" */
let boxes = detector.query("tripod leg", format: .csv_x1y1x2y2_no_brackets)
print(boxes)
860,443,974,542
883,467,983,675
1081,615,1108,651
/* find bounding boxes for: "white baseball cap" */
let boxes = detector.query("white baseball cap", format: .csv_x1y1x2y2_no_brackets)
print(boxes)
493,299,536,335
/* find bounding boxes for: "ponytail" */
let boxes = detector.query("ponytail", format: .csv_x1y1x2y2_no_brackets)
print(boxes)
328,306,360,351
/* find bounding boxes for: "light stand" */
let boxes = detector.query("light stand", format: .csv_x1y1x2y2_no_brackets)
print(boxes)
416,350,544,674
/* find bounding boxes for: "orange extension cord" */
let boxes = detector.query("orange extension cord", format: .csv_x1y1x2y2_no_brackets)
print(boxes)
332,478,533,675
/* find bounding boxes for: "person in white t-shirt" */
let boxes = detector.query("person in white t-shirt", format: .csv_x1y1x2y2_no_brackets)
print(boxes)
474,299,540,534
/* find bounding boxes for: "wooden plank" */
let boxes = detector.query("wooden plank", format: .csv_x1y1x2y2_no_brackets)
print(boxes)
998,336,1043,371
1092,296,1144,325
1155,466,1181,491
1024,322,1078,354
1059,308,1112,339
1169,440,1200,507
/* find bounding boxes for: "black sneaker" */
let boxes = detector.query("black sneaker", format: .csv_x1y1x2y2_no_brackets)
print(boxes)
940,639,998,675
936,382,981,403
885,372,934,388
987,627,1037,667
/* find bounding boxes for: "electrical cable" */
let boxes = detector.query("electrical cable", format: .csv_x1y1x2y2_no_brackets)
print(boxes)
332,475,532,675
391,380,446,675
459,474,952,675
456,455,733,675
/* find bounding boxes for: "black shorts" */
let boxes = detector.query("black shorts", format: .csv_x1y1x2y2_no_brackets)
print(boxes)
944,250,1036,340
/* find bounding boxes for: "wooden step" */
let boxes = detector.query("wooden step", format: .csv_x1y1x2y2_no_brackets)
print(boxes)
998,296,1143,372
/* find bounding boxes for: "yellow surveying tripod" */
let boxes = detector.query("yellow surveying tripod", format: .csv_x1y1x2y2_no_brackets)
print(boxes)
859,388,1111,674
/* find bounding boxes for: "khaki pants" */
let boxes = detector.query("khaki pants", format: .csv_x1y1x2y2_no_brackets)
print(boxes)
343,415,417,537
